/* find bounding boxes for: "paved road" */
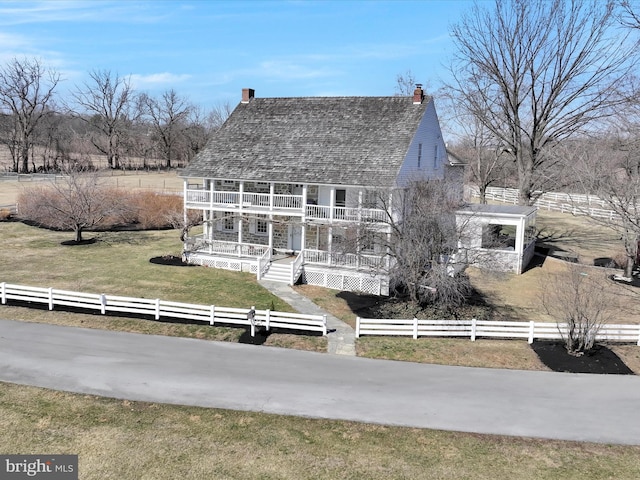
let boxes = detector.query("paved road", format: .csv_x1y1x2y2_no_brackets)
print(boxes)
1,319,639,445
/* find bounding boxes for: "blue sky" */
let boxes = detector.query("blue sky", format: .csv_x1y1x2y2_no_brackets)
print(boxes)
0,0,474,110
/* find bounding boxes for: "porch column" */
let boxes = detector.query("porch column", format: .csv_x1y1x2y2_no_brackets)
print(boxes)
515,217,526,273
269,182,275,211
182,179,188,228
358,189,363,223
302,184,308,221
327,226,333,265
329,187,335,221
209,178,215,210
268,215,274,251
239,181,244,211
301,223,306,252
237,218,243,257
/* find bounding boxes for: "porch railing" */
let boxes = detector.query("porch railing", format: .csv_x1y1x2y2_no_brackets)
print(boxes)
291,251,304,284
257,248,272,280
303,249,388,270
185,236,269,258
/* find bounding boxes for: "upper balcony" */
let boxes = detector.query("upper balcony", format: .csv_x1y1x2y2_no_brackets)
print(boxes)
185,188,388,223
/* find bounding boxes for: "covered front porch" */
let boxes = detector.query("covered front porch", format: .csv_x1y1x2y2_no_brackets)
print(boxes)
182,236,391,296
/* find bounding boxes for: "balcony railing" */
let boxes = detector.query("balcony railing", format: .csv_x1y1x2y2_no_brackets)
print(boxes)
305,205,387,222
186,189,302,211
185,189,387,223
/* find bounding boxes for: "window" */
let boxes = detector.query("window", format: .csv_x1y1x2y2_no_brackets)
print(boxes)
417,143,422,168
223,212,235,231
256,216,268,235
481,224,515,250
363,191,378,209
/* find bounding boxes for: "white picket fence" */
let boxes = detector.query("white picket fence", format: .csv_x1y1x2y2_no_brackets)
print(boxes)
355,317,640,345
0,282,327,337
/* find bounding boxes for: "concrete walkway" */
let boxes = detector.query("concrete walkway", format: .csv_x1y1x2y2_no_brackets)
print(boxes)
1,318,640,445
258,279,356,356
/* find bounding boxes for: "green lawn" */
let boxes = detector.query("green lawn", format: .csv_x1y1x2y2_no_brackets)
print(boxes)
0,221,326,351
2,382,639,480
1,219,640,479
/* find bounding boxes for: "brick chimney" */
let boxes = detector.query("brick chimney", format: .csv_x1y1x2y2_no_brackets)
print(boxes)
241,88,255,103
413,84,424,104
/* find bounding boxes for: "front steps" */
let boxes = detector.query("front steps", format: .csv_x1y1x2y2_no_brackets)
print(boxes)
261,262,292,283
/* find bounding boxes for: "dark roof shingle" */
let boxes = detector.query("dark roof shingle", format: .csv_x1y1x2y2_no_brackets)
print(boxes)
181,96,429,187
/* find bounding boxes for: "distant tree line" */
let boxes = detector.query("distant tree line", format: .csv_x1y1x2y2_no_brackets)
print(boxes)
0,59,231,173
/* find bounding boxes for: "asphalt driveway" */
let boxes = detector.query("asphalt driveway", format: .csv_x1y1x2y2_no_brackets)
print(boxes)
1,318,639,445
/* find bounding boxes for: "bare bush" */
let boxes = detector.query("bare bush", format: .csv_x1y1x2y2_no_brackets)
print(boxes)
541,263,617,355
128,191,201,231
17,167,130,242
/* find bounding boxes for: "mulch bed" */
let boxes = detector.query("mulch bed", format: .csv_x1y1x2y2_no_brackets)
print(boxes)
149,255,194,267
61,238,97,246
531,341,635,375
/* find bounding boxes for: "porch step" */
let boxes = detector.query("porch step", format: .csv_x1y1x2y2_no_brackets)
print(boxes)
261,263,292,283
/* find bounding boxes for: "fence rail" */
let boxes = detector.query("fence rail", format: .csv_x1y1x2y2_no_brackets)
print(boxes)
0,282,327,337
466,186,621,220
355,317,640,345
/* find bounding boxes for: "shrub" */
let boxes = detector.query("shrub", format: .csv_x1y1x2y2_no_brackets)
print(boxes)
0,208,12,221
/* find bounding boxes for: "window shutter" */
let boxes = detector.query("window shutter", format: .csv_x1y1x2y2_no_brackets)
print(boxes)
249,218,256,234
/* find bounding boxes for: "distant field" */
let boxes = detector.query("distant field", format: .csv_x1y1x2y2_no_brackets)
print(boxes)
0,145,173,172
0,171,184,206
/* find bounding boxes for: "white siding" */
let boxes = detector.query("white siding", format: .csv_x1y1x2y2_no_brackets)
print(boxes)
396,99,447,186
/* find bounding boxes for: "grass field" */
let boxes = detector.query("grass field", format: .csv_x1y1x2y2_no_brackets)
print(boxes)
2,174,640,477
1,382,639,480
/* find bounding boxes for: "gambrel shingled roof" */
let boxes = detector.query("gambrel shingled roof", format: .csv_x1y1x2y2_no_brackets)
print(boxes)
181,95,431,187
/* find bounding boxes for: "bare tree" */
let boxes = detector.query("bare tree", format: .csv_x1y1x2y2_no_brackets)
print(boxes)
381,179,471,308
620,0,640,28
449,0,634,205
394,69,417,96
69,70,137,169
140,89,192,168
182,102,232,162
0,58,60,173
569,128,640,278
17,165,129,243
542,263,616,355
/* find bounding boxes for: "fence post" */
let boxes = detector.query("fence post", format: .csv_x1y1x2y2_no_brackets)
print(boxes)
0,282,5,304
528,321,535,344
637,326,640,347
470,318,477,341
355,317,361,338
249,306,256,337
322,314,327,336
48,287,54,311
265,309,271,331
100,294,106,315
155,298,160,320
210,305,215,326
413,317,418,339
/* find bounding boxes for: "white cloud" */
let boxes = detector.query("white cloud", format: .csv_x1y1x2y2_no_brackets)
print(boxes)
256,60,339,81
130,72,192,88
0,1,170,26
